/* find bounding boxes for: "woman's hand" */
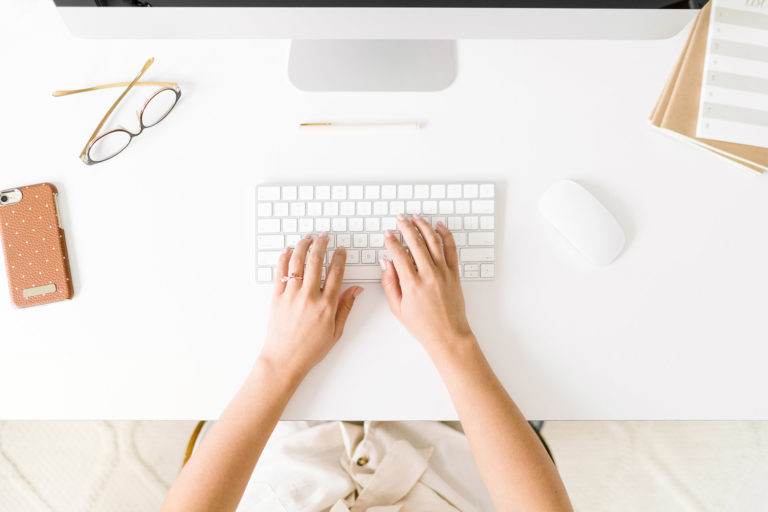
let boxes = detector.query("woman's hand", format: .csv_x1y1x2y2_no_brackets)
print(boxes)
380,214,476,358
259,233,363,380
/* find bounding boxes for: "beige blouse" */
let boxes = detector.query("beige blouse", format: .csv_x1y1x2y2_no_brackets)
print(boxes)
226,421,494,511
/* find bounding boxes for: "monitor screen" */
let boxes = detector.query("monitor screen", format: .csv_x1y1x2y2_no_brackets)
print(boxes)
54,0,705,7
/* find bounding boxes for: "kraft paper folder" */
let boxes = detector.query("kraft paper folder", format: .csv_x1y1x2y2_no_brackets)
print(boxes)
650,2,767,174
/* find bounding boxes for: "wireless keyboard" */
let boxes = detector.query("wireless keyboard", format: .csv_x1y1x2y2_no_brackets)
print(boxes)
256,183,496,283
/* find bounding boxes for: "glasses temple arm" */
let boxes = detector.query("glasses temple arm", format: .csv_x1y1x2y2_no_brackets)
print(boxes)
53,81,178,97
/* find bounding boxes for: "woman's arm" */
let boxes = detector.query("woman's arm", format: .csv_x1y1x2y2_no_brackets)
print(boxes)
380,214,573,512
161,233,362,512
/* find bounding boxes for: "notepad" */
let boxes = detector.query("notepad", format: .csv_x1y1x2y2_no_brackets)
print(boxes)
697,0,768,148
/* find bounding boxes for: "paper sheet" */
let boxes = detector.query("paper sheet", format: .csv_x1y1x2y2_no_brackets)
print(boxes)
697,0,768,148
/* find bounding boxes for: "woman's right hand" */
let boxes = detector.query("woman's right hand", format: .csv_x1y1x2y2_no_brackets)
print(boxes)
380,214,477,358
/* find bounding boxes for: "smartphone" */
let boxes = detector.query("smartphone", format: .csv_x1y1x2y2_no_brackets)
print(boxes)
0,183,73,308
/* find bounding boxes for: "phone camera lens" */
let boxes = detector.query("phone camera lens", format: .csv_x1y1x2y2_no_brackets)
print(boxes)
0,196,7,203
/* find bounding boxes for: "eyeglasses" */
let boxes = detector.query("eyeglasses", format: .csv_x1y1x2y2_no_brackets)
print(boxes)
54,58,181,165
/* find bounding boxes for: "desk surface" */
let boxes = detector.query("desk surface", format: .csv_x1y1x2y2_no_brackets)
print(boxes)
1,1,767,420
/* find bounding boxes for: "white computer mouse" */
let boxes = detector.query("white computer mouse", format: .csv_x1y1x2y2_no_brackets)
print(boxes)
539,180,626,266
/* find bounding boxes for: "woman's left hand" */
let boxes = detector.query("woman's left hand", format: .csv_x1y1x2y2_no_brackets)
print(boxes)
258,233,362,380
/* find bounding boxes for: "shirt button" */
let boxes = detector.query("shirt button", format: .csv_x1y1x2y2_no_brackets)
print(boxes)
356,456,369,467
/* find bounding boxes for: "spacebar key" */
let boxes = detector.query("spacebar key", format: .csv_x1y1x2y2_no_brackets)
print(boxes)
342,265,383,281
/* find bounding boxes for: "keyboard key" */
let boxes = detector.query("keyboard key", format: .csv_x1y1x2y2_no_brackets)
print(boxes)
337,234,351,247
468,232,494,246
378,250,390,261
286,234,301,247
439,200,454,214
447,217,462,230
349,218,364,232
382,217,397,231
324,202,339,216
342,264,382,281
316,218,330,232
463,267,480,279
340,201,355,216
257,267,272,282
390,201,405,215
258,235,284,249
431,216,446,228
290,202,306,217
447,184,462,198
299,218,314,233
347,250,360,264
365,185,380,199
307,202,322,216
282,218,298,232
332,185,347,199
282,186,297,201
455,200,470,214
316,186,331,200
373,201,388,215
480,216,495,230
349,185,364,199
398,185,413,199
298,185,314,200
463,184,478,198
471,199,494,214
273,202,289,217
464,216,479,230
422,201,437,214
257,203,272,217
406,201,421,214
258,219,281,233
327,234,335,248
382,185,397,199
362,249,376,264
354,234,368,247
460,248,494,262
365,217,380,231
414,185,430,199
370,233,384,247
332,218,347,231
258,251,282,266
357,201,372,215
453,232,467,246
479,183,495,198
257,186,280,201
431,184,446,199
481,263,495,278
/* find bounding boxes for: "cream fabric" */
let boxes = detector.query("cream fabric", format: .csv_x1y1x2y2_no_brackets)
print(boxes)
233,421,494,512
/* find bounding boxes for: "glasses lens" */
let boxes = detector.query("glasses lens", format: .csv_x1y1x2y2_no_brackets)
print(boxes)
142,89,178,127
88,130,131,163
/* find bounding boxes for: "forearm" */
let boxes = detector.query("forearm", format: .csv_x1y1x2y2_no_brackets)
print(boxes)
160,357,303,512
431,336,572,512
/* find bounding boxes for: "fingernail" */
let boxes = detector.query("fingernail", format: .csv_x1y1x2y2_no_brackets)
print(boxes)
385,229,394,238
336,245,346,253
352,287,363,298
397,213,406,221
379,258,387,270
304,234,312,240
319,232,328,239
413,213,421,220
436,221,446,230
283,246,291,253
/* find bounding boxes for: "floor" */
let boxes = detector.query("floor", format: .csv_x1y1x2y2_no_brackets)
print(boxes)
1,421,767,511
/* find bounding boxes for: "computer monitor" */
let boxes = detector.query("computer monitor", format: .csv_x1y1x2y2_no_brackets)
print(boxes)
54,1,701,91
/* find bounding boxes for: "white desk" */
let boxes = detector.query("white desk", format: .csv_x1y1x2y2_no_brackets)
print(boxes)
1,1,767,420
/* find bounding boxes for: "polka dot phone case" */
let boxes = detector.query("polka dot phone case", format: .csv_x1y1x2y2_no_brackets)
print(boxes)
0,183,73,308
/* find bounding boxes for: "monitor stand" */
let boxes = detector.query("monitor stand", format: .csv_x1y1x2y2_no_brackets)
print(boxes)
288,40,457,92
